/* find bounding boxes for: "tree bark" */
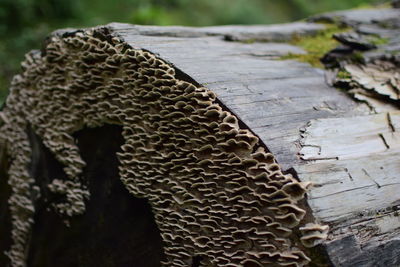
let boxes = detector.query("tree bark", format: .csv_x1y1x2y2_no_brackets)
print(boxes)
0,5,399,267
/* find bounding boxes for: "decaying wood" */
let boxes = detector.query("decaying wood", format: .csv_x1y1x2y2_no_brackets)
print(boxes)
304,4,400,266
297,111,400,220
0,3,399,267
0,22,331,267
107,22,362,169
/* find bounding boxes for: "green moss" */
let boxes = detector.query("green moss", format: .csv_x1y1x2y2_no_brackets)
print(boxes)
239,38,257,44
280,24,349,68
351,51,365,63
337,70,351,79
368,35,389,45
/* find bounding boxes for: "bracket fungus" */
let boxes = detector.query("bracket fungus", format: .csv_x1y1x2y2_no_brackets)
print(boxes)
0,28,328,266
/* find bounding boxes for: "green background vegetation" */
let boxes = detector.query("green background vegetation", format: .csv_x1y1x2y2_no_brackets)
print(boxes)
0,0,383,103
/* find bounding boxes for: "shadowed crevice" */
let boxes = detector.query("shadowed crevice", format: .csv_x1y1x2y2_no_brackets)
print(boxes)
0,142,12,267
27,125,164,267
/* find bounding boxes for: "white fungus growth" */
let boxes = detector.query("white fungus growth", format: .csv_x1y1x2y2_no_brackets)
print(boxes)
0,28,328,267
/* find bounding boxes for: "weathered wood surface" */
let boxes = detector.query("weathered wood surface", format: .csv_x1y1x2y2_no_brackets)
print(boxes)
106,6,400,266
108,22,363,169
104,22,325,42
1,3,399,267
297,112,400,220
303,5,400,266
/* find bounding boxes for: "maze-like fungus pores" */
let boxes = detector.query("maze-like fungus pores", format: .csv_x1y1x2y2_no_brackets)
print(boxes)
0,28,326,266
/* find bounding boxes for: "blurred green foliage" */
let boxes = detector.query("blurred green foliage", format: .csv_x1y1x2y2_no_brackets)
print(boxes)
0,0,384,103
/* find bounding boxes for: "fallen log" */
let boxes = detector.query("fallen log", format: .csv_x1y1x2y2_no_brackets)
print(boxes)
0,3,399,267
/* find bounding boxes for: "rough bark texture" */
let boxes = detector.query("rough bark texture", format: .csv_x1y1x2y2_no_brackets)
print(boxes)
0,3,399,267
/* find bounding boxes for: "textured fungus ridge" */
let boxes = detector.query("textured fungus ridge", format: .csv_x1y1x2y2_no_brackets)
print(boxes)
0,28,326,266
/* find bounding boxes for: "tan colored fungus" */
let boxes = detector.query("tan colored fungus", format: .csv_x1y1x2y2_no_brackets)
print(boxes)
0,28,327,266
299,223,329,248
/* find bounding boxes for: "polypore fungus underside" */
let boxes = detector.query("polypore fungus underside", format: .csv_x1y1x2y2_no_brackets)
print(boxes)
0,28,327,267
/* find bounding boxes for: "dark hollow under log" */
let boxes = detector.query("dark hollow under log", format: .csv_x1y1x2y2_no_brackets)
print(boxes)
26,125,165,267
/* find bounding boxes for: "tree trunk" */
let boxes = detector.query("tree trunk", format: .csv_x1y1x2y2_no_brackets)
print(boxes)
0,4,399,267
